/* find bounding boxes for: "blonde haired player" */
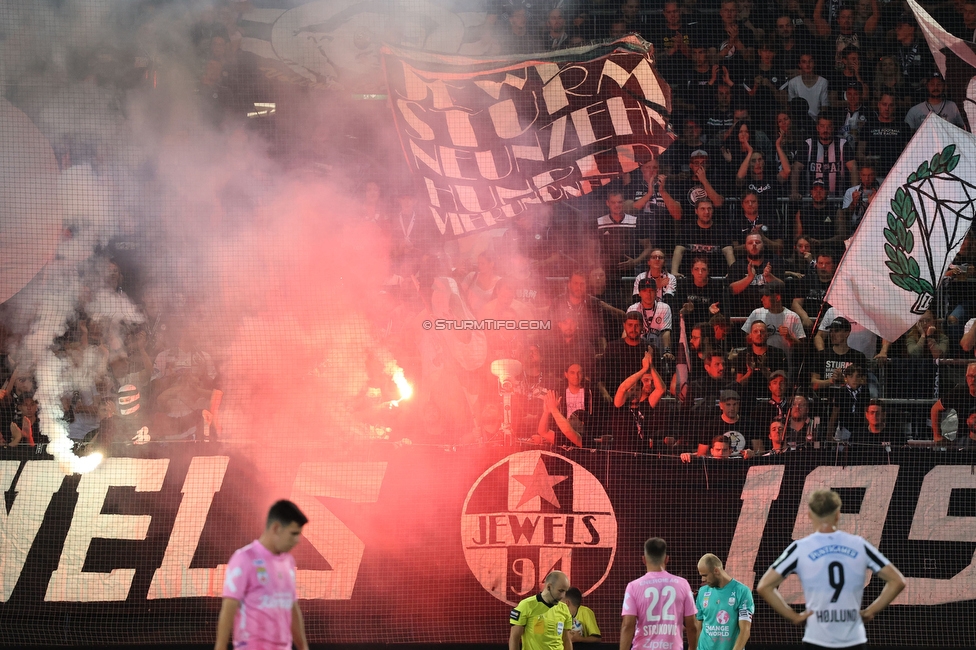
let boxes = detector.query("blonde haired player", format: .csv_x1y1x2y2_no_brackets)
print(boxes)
757,489,905,649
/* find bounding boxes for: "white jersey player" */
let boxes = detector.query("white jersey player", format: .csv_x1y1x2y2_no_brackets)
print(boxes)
757,489,905,649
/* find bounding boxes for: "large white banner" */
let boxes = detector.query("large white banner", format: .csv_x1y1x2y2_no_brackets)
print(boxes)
826,114,976,341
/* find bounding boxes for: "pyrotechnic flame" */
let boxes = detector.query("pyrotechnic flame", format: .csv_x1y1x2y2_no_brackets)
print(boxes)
386,361,413,407
45,420,104,474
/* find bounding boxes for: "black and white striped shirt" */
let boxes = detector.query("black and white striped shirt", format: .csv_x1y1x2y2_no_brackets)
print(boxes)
770,529,889,647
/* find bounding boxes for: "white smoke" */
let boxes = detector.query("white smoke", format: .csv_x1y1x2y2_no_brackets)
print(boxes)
1,0,407,470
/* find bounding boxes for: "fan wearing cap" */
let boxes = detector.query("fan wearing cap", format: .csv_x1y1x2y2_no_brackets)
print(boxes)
810,316,868,391
627,278,674,360
699,390,754,457
905,71,965,131
741,280,805,353
815,305,882,360
671,149,726,222
753,370,792,435
598,312,649,408
681,390,757,461
835,77,868,146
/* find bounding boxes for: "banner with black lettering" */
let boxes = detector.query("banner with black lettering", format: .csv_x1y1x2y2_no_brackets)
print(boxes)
0,446,974,646
382,36,673,237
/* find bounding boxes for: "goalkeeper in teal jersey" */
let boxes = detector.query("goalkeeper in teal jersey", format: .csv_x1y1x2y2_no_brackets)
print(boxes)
694,554,754,650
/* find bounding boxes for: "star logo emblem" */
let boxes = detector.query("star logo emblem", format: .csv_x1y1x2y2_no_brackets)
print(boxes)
513,457,567,508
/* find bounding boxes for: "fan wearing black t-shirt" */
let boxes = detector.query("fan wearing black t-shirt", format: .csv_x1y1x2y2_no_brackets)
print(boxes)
671,199,735,276
675,257,727,321
828,364,869,442
728,234,787,317
794,180,845,246
736,320,789,409
810,317,868,392
858,92,911,178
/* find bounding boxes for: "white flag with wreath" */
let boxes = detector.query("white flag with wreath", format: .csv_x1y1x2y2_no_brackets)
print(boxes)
826,114,976,342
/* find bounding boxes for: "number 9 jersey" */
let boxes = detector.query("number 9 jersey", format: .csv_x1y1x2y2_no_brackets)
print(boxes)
769,529,891,647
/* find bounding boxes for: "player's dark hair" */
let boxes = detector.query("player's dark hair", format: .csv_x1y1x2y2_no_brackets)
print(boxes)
565,586,583,606
644,537,667,562
266,499,308,528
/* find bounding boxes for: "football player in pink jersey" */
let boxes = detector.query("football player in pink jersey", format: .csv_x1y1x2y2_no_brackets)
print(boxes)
216,500,309,650
621,538,699,650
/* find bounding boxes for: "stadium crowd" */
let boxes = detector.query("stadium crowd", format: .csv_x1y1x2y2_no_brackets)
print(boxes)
3,0,976,460
382,0,976,458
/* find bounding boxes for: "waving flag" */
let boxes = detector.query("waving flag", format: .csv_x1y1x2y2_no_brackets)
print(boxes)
906,0,976,77
825,115,976,341
382,36,673,237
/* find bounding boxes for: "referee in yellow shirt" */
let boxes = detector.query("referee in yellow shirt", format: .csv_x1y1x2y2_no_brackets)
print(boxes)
564,586,601,643
509,571,574,650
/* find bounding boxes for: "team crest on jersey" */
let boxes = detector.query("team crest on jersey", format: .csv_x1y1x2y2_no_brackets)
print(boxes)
728,596,736,606
461,451,617,605
256,566,269,584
